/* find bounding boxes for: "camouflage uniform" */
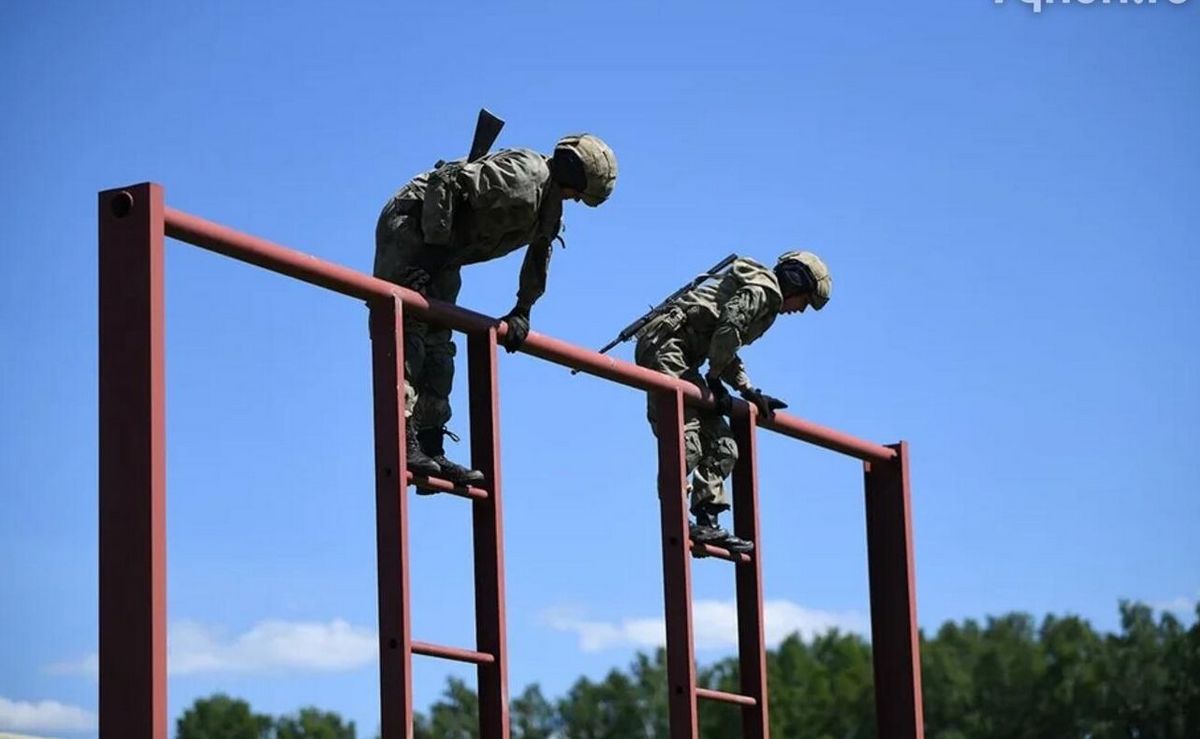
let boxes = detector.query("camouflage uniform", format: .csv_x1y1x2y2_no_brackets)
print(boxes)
635,257,784,512
374,148,563,430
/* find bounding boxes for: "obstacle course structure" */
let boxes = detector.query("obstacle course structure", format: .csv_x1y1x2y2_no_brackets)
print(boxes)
99,182,924,738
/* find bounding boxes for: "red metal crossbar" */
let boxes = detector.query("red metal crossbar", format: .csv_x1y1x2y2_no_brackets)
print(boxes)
405,472,491,500
162,204,898,464
412,641,496,666
99,183,924,739
696,687,759,707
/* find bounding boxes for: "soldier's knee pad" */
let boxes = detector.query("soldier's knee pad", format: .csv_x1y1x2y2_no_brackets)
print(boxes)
404,382,417,417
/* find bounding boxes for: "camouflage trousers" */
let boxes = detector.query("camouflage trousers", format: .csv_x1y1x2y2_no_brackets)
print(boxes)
374,200,460,431
634,317,737,512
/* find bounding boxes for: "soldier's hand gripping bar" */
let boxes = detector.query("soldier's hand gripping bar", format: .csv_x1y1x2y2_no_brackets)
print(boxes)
571,253,739,375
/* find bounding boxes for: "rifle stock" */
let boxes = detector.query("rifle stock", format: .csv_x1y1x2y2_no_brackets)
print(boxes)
468,108,504,162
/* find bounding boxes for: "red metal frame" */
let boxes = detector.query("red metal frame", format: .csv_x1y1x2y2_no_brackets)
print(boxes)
731,402,770,737
98,183,167,739
865,442,924,738
368,296,414,735
655,389,699,736
467,328,510,738
99,182,924,739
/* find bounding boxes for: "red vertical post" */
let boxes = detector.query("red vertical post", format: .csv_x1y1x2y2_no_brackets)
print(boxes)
98,183,167,739
863,441,924,739
369,296,414,738
468,328,510,739
655,389,699,739
730,403,770,738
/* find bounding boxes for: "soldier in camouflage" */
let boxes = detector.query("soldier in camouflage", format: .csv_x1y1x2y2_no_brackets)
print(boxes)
635,251,832,552
375,134,617,484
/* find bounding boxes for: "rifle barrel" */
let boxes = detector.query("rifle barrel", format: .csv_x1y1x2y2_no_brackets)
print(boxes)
596,338,623,356
570,253,740,377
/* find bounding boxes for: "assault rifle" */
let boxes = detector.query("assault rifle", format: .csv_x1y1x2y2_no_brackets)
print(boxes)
571,253,739,374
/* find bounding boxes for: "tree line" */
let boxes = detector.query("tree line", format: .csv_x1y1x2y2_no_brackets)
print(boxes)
176,600,1199,738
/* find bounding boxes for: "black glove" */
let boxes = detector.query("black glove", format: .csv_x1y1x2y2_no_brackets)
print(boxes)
740,387,788,419
500,307,530,353
705,373,733,415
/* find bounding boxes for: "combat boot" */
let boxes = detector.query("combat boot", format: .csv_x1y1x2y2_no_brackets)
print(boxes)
418,427,485,487
406,429,442,477
690,506,728,544
690,505,754,553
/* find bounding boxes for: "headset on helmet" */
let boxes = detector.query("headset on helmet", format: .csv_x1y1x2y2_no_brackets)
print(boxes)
554,133,617,207
776,250,832,310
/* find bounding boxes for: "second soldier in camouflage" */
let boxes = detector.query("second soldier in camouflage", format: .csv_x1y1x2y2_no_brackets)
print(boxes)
635,251,832,552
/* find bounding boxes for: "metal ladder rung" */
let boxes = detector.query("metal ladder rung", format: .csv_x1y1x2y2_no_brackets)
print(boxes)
405,471,490,500
412,640,496,665
695,687,758,707
690,540,753,563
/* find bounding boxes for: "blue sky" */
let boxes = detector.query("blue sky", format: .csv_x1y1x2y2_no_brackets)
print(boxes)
1,1,1197,736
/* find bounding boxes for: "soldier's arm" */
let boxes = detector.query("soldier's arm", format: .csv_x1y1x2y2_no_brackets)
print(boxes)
707,286,770,384
499,235,553,353
720,356,753,393
514,237,553,314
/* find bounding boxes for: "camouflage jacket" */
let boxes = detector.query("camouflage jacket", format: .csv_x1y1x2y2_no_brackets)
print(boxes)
394,148,563,311
664,256,783,391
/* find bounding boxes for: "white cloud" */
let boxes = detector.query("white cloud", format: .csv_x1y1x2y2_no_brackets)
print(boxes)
760,601,868,645
169,619,376,675
541,607,664,652
543,600,866,653
46,618,378,678
0,696,96,733
1152,591,1199,618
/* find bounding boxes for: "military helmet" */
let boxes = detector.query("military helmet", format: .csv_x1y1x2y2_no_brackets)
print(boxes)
554,133,617,207
777,250,832,310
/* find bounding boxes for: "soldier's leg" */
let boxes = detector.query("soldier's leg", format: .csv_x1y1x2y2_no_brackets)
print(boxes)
411,269,485,487
411,327,454,434
690,415,752,552
691,415,738,512
677,368,716,500
636,335,735,545
374,211,440,476
636,332,698,464
410,267,459,432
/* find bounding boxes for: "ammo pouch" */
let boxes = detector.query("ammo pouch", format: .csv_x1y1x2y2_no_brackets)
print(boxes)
386,198,453,276
642,305,687,339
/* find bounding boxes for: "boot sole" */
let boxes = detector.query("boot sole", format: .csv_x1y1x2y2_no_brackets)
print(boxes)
717,538,754,553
